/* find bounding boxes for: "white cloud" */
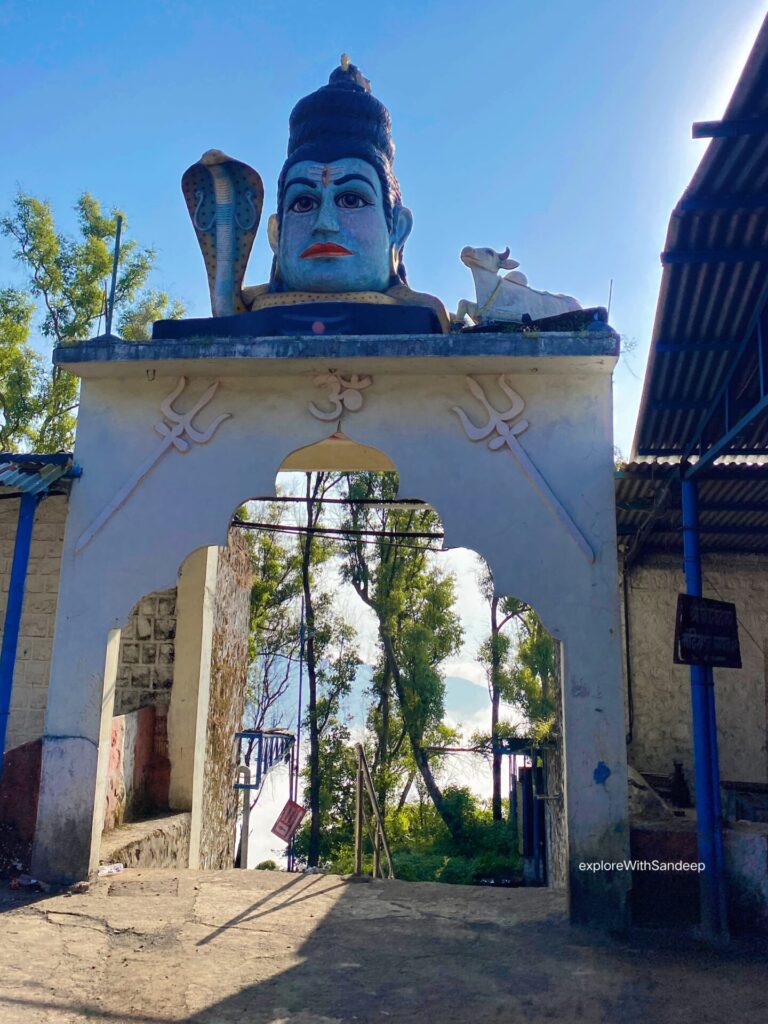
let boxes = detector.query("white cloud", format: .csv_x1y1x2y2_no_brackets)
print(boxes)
442,659,487,689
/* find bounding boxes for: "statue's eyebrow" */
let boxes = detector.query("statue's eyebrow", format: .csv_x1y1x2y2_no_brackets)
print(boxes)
332,174,376,189
284,177,318,190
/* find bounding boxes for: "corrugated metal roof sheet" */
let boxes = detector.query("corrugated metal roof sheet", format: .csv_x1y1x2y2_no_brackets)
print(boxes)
0,453,78,497
632,15,768,459
616,460,768,558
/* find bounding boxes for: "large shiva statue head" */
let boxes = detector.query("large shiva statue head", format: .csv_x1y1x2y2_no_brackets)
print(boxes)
267,56,413,294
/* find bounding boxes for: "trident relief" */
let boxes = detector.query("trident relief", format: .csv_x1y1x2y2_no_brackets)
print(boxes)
453,375,594,564
76,377,231,553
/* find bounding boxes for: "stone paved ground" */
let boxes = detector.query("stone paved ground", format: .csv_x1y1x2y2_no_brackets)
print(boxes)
0,868,766,1023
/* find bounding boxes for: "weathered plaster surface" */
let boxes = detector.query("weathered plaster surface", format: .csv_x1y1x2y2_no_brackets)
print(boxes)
33,333,628,927
54,330,620,376
0,737,41,843
102,706,169,832
623,553,768,788
167,546,218,868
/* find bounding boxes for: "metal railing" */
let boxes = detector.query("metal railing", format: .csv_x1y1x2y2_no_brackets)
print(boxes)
235,729,295,789
234,730,295,870
354,743,395,880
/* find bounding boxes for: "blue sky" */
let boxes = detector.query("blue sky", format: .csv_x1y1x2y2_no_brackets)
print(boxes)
2,0,765,455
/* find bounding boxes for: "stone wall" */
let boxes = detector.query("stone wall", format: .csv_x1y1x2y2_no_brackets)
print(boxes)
622,552,768,790
115,590,177,714
198,532,252,870
0,496,67,750
100,812,191,869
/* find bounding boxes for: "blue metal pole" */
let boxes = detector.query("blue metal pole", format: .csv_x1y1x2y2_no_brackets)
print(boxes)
681,477,728,936
706,666,728,929
0,492,40,780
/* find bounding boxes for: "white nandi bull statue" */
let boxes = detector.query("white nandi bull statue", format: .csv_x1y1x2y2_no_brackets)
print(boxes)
455,246,582,324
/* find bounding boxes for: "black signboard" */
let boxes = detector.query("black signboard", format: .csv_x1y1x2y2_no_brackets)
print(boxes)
673,594,741,668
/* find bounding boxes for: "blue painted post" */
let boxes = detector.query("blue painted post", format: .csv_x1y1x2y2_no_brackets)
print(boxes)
681,477,728,936
256,732,264,789
706,667,728,929
0,492,40,780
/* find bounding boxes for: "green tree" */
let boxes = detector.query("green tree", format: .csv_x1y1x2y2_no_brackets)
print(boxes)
477,566,527,820
0,190,184,451
340,472,465,846
293,721,358,867
507,609,557,730
0,287,44,450
298,472,360,867
243,500,304,732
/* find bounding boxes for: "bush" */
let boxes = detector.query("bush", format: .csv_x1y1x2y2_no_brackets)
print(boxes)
470,850,522,886
391,850,447,882
302,781,523,886
256,859,278,871
437,856,476,885
328,847,357,875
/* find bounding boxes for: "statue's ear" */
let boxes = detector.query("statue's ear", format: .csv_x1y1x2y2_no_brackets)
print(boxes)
267,213,280,254
391,206,413,250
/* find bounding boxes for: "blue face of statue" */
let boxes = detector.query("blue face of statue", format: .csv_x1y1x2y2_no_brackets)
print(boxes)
273,158,412,293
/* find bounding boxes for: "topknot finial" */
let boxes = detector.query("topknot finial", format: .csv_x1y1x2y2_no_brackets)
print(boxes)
340,53,350,71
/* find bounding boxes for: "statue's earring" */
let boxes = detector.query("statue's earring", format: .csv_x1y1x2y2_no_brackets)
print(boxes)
390,245,399,277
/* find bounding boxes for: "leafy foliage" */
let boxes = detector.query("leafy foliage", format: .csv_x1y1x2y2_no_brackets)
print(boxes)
507,611,557,729
292,721,358,865
338,472,465,842
300,778,522,886
242,500,304,732
0,190,184,451
243,472,540,886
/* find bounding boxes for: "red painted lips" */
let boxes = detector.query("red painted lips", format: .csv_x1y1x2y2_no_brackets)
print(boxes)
300,242,354,259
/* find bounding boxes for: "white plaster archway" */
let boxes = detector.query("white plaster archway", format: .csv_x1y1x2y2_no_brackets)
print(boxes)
32,332,629,928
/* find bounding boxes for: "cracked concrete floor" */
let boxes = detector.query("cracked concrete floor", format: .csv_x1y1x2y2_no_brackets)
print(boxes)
0,868,766,1023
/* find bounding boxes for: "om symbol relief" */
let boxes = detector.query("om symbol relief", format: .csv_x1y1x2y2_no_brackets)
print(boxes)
309,372,373,422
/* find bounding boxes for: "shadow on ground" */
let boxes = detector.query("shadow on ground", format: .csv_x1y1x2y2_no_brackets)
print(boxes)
0,869,766,1023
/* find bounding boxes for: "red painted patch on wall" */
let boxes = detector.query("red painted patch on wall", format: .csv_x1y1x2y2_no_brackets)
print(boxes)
0,738,43,844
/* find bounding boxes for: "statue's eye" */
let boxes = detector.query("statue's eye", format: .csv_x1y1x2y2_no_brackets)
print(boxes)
288,195,318,213
336,192,370,209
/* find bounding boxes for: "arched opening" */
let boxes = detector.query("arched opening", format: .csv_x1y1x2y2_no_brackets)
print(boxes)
219,434,566,890
73,430,566,891
98,532,254,872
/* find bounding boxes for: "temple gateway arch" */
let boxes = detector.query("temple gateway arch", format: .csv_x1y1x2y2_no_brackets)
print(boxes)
31,327,630,929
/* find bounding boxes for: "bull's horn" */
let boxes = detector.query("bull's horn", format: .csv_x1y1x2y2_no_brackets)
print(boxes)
498,246,511,260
